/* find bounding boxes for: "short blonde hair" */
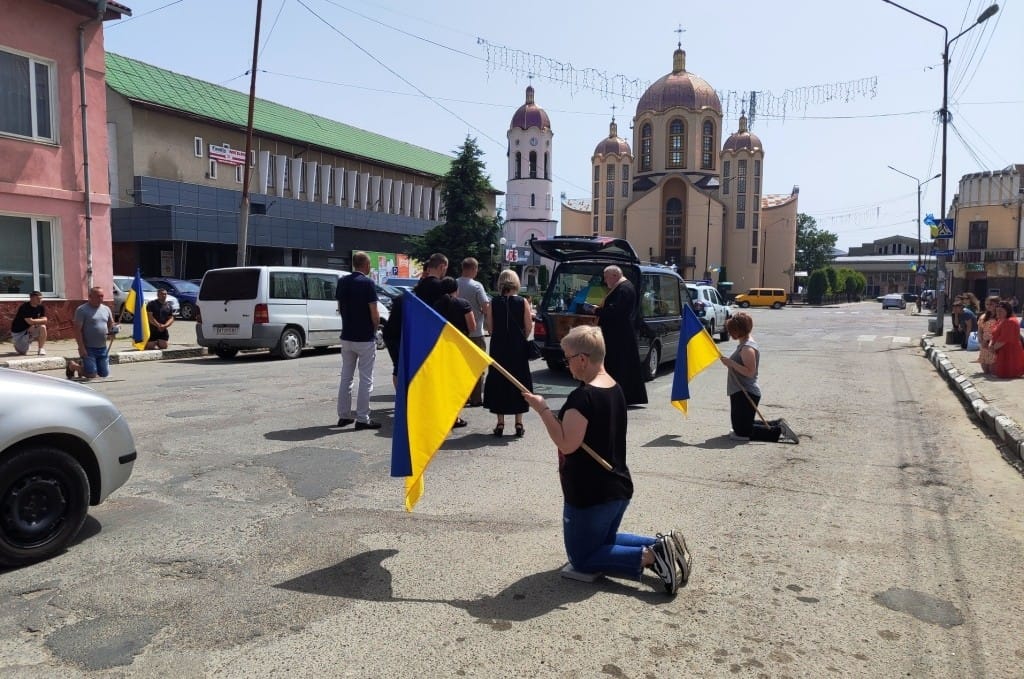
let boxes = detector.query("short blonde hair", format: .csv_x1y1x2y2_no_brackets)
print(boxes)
561,324,605,364
497,269,521,294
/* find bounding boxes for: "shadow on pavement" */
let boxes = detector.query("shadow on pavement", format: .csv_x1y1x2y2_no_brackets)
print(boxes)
275,549,669,621
264,425,339,442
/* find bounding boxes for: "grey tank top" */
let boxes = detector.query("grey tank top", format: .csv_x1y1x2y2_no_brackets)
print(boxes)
726,338,761,397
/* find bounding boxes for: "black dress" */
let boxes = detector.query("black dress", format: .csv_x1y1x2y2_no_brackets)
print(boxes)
596,280,648,405
483,294,533,415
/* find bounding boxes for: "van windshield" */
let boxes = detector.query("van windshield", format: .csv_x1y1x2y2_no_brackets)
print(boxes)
199,269,260,301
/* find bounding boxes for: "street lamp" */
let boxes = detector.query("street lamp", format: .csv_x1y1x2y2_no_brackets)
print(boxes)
704,177,720,278
882,0,999,335
887,165,941,272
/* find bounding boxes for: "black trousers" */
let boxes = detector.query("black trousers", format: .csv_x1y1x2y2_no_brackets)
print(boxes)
730,391,782,442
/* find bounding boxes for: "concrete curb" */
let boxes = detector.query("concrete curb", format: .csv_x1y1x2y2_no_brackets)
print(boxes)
921,336,1024,463
0,346,207,372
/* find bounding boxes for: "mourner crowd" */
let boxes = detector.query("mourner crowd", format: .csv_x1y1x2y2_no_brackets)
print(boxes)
951,292,1024,379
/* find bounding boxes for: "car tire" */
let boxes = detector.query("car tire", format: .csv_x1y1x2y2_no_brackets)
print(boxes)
277,328,304,359
739,301,750,308
771,302,784,309
214,346,239,359
0,446,90,567
644,342,661,381
376,322,386,350
179,302,197,321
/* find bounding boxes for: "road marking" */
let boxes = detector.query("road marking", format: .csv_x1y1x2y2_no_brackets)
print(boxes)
892,336,911,344
857,335,876,342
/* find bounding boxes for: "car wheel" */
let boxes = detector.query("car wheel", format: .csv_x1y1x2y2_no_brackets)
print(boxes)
277,328,303,359
644,343,661,381
214,346,239,359
179,302,197,320
0,446,90,567
771,302,784,309
739,301,750,308
376,322,386,350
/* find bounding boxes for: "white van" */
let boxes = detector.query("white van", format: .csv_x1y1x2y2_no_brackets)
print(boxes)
196,266,386,359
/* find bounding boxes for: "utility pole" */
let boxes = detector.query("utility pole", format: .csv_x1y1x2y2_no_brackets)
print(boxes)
236,0,264,267
888,166,940,287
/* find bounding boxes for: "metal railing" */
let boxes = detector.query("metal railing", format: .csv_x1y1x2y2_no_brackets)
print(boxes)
952,248,1023,263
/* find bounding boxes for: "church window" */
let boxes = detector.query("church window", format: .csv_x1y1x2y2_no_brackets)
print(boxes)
593,166,600,181
515,152,522,179
736,212,745,229
737,195,745,212
606,164,615,198
664,197,683,251
622,164,629,197
640,123,652,171
668,119,684,168
529,151,537,178
754,159,761,177
737,159,747,194
593,215,599,235
723,161,731,195
531,193,536,207
701,120,714,169
606,198,614,214
606,214,614,231
544,152,549,179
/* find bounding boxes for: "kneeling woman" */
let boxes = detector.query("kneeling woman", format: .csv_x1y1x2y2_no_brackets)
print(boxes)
522,325,691,594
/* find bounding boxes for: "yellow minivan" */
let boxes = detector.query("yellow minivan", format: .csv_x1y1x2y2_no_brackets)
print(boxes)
734,288,788,309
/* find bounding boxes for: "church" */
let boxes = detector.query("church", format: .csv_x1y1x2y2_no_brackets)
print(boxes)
502,44,800,294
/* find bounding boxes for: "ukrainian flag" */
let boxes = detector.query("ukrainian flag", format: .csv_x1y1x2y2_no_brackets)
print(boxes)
670,305,721,414
390,292,492,511
123,270,150,351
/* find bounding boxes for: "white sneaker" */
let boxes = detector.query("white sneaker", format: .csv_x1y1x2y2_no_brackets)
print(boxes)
777,418,799,444
669,529,693,587
37,348,46,356
728,432,750,442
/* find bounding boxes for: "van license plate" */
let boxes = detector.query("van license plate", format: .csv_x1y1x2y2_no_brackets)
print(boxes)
214,324,239,336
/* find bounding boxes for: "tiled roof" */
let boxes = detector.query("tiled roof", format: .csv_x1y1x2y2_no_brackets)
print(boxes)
105,53,454,177
761,193,797,209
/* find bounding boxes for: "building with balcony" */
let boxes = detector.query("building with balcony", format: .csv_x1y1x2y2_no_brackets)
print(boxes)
1,0,130,339
105,53,488,279
947,165,1023,301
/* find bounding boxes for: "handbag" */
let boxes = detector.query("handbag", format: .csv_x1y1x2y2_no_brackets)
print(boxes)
966,330,979,351
507,296,541,360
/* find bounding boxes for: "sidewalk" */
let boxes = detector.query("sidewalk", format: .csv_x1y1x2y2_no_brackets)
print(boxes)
0,319,204,372
920,324,1024,466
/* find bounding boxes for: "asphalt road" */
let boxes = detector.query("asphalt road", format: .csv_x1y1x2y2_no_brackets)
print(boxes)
2,303,1023,677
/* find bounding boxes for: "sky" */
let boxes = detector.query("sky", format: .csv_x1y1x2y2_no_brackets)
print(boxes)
103,0,1024,251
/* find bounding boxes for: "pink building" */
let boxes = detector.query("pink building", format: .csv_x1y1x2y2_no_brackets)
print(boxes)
0,0,130,340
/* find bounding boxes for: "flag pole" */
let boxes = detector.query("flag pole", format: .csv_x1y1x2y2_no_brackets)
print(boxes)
488,360,614,472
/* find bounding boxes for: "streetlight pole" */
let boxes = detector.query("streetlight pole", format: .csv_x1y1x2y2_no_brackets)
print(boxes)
887,165,940,272
703,177,720,279
881,0,999,335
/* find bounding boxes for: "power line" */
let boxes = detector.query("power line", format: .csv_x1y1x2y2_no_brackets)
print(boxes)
258,0,289,60
105,0,186,29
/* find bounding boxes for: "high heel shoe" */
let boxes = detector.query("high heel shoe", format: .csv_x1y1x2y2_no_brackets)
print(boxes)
493,423,504,437
514,423,525,437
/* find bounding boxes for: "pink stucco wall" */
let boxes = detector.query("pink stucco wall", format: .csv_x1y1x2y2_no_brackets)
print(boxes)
0,0,115,338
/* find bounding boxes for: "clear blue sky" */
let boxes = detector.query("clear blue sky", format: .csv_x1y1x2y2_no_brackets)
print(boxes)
104,0,1023,251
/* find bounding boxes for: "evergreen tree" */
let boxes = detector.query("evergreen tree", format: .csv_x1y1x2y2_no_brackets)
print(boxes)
796,213,838,275
407,136,502,280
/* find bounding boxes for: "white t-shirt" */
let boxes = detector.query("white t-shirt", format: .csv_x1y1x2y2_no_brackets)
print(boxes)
456,276,490,338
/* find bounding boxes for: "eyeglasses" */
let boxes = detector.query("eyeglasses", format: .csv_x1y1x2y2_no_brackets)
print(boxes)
565,352,589,361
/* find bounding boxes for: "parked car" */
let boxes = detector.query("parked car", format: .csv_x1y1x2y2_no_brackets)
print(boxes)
687,280,730,342
0,368,136,566
112,275,179,321
882,293,906,310
529,236,691,380
384,277,421,294
196,266,387,359
147,277,200,320
734,288,788,309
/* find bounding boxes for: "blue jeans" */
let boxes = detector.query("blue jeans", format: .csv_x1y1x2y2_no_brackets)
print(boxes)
563,499,655,578
81,345,110,378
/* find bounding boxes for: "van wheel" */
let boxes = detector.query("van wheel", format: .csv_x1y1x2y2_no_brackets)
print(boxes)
277,328,303,359
0,446,90,567
644,343,661,381
214,346,238,359
739,301,750,308
771,302,783,309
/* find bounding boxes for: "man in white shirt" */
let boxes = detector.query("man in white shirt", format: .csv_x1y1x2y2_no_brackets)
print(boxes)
456,257,491,407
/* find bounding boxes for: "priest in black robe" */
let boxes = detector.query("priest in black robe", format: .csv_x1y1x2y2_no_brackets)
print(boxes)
595,265,648,405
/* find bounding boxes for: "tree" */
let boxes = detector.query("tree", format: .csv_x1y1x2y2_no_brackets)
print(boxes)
824,266,838,294
796,213,838,276
807,269,828,305
406,136,502,279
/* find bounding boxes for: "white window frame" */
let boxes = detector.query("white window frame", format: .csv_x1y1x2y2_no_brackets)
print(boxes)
249,150,256,167
235,165,243,183
0,213,60,298
194,136,203,157
208,159,217,180
0,46,57,143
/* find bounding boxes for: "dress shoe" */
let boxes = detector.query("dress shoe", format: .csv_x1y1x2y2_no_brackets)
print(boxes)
355,420,382,430
337,418,354,427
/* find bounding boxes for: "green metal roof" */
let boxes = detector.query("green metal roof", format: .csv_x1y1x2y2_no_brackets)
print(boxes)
104,52,454,177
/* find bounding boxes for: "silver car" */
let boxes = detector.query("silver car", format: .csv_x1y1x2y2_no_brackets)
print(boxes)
881,293,907,310
0,368,136,566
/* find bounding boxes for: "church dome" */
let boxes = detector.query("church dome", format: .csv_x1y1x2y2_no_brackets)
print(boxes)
722,114,762,153
510,86,551,131
636,48,721,116
594,120,632,156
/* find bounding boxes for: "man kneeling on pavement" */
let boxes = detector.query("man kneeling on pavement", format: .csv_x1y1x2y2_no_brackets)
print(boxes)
11,291,48,356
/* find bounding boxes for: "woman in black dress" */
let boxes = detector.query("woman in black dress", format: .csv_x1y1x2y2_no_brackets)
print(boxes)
483,269,534,437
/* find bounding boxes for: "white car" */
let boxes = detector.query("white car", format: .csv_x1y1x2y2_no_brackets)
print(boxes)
881,293,906,310
687,281,731,342
112,275,179,321
0,368,136,566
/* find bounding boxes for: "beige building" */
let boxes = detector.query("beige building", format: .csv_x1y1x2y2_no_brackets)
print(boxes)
561,46,798,292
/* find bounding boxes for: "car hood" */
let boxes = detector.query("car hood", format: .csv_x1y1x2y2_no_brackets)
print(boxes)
529,237,639,264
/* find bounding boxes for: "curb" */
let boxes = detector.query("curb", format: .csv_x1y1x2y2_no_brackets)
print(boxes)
920,336,1024,463
0,346,207,372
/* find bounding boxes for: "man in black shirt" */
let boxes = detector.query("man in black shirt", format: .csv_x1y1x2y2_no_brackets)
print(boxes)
145,288,175,349
11,291,48,356
336,252,381,429
412,252,449,307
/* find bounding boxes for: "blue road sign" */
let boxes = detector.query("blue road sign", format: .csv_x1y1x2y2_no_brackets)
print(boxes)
932,249,955,257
